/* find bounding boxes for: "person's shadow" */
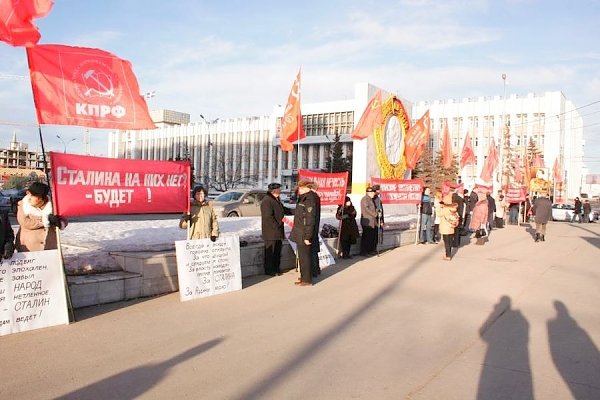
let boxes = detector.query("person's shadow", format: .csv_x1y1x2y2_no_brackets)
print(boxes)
56,337,225,400
477,295,533,399
548,301,600,399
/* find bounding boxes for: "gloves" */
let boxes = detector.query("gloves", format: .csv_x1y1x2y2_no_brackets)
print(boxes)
181,213,192,222
210,236,217,242
48,214,60,227
2,242,14,259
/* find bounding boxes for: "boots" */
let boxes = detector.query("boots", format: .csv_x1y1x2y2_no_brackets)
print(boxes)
535,233,540,242
541,234,545,242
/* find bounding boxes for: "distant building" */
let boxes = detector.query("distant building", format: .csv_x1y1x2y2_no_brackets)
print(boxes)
109,84,585,198
0,133,46,186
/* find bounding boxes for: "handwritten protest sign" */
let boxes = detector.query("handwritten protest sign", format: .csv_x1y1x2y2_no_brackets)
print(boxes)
175,234,242,302
370,177,423,205
298,169,348,205
50,152,190,217
0,250,69,336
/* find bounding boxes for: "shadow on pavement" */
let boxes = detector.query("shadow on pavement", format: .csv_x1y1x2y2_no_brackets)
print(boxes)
477,295,533,400
55,337,225,400
74,295,168,321
231,247,430,399
547,301,600,399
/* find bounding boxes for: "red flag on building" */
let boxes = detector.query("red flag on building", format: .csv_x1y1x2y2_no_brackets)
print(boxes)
441,121,453,168
280,68,305,152
404,110,430,169
480,138,498,182
553,157,563,183
27,44,155,130
351,90,383,139
514,154,522,184
459,130,475,169
0,0,53,47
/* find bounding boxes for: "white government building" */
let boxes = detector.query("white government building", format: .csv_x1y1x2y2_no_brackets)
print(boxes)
108,83,585,198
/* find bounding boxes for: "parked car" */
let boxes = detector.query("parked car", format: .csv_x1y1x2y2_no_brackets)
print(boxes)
0,188,26,213
551,203,575,221
0,193,11,211
211,189,267,217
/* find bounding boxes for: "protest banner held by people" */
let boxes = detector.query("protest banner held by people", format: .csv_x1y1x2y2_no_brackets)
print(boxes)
180,185,219,241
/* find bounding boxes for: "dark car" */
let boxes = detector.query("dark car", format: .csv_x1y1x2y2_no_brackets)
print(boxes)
0,188,26,213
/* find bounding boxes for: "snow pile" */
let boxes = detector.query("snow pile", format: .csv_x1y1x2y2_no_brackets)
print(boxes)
56,213,416,274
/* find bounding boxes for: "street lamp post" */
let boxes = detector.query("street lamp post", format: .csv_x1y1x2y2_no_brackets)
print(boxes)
500,73,509,190
56,134,76,153
199,115,217,188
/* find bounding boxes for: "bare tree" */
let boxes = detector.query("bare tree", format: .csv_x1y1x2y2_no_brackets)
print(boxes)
210,145,259,191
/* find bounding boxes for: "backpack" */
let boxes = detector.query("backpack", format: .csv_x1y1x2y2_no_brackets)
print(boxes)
445,212,460,228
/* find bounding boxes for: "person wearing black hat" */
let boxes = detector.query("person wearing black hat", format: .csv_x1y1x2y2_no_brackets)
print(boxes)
180,185,219,240
260,183,286,276
372,184,385,246
359,186,378,256
336,196,359,258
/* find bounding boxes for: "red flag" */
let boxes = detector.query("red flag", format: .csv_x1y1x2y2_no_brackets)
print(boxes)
280,69,305,152
480,138,498,182
26,44,155,130
459,130,475,169
0,0,53,47
553,158,563,183
514,154,522,184
404,110,430,169
351,90,383,139
441,121,452,168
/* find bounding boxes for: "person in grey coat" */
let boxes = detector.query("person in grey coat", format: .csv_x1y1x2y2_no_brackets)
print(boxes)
360,186,378,256
532,192,552,242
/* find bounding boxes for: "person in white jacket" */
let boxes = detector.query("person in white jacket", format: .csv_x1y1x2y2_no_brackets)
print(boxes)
494,194,508,228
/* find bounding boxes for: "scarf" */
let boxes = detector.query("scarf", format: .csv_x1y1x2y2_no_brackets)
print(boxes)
21,194,53,228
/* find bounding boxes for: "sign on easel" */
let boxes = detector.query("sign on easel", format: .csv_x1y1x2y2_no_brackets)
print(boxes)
0,250,69,336
175,234,242,302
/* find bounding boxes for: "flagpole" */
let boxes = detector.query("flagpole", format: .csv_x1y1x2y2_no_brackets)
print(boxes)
37,125,51,183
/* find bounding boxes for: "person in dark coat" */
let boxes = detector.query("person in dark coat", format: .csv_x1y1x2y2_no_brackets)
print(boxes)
360,186,378,256
308,184,322,278
572,197,582,223
290,180,319,286
532,192,552,242
486,192,496,230
336,196,359,259
373,185,385,245
451,189,465,247
583,200,592,223
260,183,285,276
0,209,15,260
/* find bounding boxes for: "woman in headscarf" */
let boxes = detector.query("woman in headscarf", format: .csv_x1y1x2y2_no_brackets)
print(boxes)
336,196,359,259
469,187,489,245
180,185,219,241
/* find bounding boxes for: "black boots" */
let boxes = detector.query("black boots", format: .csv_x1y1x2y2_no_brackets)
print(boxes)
535,233,540,242
541,234,545,242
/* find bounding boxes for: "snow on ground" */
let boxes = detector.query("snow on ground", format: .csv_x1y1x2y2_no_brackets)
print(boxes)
49,213,416,274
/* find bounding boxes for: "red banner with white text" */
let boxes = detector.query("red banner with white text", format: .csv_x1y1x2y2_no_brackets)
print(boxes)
298,169,348,205
50,153,190,217
370,177,424,205
505,186,527,203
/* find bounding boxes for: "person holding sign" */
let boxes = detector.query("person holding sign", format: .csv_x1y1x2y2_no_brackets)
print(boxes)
290,180,319,286
180,185,219,240
260,183,287,276
16,182,65,252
